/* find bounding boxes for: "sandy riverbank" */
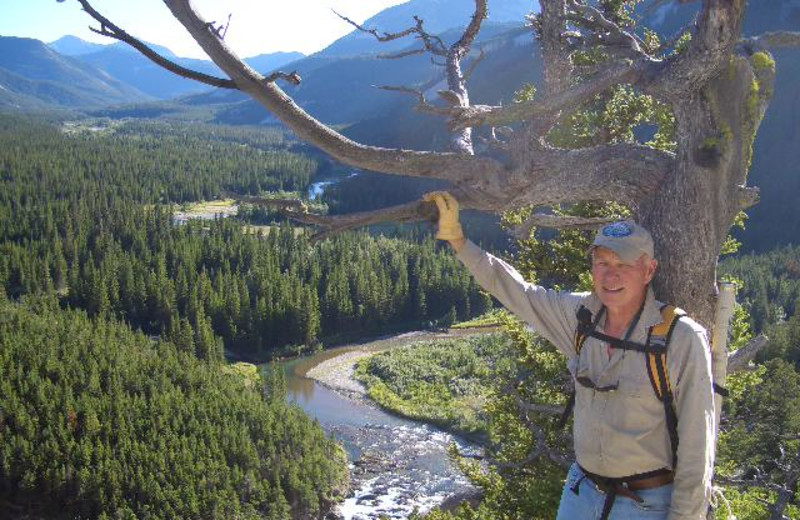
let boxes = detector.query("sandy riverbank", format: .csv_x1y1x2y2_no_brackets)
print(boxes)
305,350,374,400
303,328,498,402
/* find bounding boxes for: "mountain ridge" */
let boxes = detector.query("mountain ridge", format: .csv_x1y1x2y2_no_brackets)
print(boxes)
0,36,151,109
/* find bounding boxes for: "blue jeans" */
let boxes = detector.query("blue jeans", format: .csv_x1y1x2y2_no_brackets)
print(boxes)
556,463,673,520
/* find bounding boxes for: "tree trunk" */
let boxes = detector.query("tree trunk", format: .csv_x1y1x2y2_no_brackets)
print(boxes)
642,52,773,325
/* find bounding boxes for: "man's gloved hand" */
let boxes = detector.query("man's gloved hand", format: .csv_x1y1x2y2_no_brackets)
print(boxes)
423,191,464,241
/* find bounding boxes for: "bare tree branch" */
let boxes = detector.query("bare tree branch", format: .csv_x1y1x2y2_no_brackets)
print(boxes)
738,186,760,209
333,10,418,43
727,334,769,372
150,0,506,182
449,61,641,130
451,0,488,60
375,85,452,116
414,16,449,56
335,9,447,56
75,0,238,90
294,200,439,243
263,71,301,85
462,47,486,83
743,31,800,50
566,0,646,57
510,215,617,240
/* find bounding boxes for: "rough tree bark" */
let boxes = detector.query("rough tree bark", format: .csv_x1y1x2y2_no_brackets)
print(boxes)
66,0,797,330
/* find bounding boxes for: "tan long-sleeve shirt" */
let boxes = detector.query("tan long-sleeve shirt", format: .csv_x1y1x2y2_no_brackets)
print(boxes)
456,240,716,520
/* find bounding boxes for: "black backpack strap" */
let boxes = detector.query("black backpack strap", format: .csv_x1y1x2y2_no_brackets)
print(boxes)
560,306,605,428
574,305,603,355
575,305,662,355
584,329,666,354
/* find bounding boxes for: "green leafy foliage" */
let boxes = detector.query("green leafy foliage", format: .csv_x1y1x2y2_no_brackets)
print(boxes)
547,85,676,152
501,201,629,289
716,359,800,519
446,314,568,520
0,296,347,519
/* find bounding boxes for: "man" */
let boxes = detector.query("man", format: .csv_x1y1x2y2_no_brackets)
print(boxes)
423,191,716,520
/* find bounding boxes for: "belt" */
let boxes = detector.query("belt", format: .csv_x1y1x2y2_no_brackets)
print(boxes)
576,465,674,519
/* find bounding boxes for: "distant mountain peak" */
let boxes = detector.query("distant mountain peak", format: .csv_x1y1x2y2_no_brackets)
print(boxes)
109,41,177,59
318,0,537,57
49,35,108,56
0,35,150,109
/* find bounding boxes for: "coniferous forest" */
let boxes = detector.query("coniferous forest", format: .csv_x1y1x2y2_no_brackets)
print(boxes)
0,114,491,359
0,112,492,517
0,295,347,519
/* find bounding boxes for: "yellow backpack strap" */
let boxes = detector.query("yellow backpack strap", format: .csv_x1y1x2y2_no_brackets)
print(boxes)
645,304,686,467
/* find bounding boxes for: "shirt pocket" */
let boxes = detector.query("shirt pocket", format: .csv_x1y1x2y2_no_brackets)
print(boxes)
616,361,652,398
610,361,663,439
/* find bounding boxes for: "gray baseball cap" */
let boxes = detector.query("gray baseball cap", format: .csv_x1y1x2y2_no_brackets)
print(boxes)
591,220,655,264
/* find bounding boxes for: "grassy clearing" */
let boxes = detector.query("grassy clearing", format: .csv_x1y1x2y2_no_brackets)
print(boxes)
451,309,505,329
174,199,239,221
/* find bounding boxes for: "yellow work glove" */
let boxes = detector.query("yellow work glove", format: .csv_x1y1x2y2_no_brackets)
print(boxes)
423,191,464,241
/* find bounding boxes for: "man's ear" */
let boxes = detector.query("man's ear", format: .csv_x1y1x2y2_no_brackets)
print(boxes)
645,258,658,284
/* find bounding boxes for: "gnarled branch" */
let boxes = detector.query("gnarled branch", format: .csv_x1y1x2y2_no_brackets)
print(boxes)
154,0,505,181
743,31,800,50
510,215,617,240
333,10,418,43
375,85,451,117
738,186,760,210
451,0,488,60
449,60,642,130
75,0,238,89
727,334,769,373
294,199,439,243
566,0,646,57
263,71,302,85
335,10,447,56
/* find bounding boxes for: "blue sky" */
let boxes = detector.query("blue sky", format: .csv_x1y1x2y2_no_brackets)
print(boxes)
0,0,406,58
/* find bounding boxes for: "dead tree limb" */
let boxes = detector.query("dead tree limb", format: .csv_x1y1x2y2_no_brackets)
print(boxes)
510,215,618,239
743,31,800,51
727,334,769,372
75,0,238,89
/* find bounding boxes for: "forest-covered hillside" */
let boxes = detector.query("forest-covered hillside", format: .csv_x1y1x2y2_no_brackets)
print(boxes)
0,294,348,519
0,112,498,517
0,114,492,360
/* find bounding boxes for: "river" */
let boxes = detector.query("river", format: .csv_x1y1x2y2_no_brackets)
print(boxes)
281,345,479,520
307,172,359,201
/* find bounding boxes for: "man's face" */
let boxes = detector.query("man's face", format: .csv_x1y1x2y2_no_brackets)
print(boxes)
591,247,658,315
